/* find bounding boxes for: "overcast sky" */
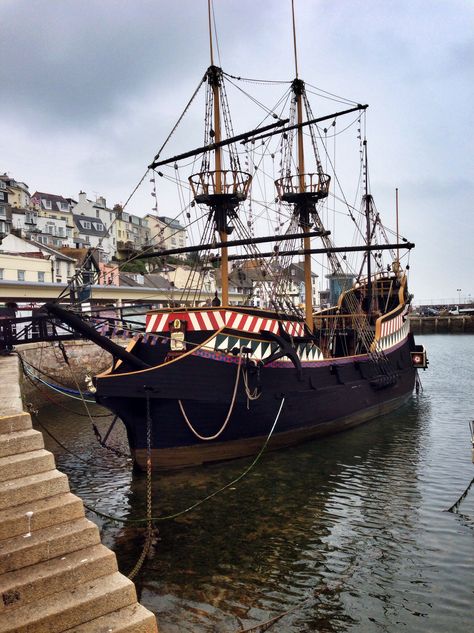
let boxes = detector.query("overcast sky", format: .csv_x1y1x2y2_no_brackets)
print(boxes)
1,0,473,303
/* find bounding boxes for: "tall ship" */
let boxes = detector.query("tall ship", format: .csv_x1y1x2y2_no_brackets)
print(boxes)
46,3,427,471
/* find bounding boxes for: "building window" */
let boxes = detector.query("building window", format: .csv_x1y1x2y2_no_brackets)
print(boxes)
81,220,91,229
0,192,5,201
0,181,6,189
18,270,25,281
60,202,68,211
0,205,5,216
0,269,3,280
42,199,52,209
38,271,45,282
96,210,100,218
93,222,103,231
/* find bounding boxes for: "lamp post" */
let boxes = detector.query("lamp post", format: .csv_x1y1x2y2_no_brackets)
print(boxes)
456,288,461,306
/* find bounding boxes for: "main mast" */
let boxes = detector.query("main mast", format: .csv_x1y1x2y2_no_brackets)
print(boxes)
275,2,331,330
207,3,227,304
292,3,313,331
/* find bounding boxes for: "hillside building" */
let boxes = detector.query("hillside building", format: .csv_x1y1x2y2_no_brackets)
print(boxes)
145,215,187,256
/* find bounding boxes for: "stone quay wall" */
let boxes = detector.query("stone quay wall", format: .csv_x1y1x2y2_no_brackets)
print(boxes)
409,315,474,334
17,340,122,408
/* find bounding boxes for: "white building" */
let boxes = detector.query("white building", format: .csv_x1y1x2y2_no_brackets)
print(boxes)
11,208,71,250
0,234,76,283
30,191,75,248
71,192,117,262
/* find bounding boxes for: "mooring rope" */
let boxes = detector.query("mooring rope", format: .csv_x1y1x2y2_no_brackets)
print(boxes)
447,476,474,514
19,351,129,460
446,420,474,514
81,397,286,526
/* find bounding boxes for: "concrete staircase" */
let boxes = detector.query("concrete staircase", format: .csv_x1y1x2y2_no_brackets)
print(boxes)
0,355,157,632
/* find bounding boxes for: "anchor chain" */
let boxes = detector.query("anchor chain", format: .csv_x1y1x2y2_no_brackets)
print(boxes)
128,390,157,579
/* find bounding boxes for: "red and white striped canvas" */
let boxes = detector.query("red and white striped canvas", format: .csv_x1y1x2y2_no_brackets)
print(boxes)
146,310,304,337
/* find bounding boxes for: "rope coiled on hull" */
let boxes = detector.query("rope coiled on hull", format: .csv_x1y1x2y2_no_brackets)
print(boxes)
178,352,244,440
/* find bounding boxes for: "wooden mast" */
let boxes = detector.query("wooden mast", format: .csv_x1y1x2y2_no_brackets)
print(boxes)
394,187,401,275
363,140,372,313
208,0,228,305
292,1,313,331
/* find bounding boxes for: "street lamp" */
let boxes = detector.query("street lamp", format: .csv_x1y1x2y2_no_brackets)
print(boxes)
456,288,461,306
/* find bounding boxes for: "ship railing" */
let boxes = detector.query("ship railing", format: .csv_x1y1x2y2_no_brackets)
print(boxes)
274,172,331,199
189,170,252,200
354,270,398,288
313,312,370,330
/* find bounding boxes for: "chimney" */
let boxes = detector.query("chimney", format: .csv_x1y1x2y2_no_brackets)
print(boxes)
78,191,87,204
97,196,106,208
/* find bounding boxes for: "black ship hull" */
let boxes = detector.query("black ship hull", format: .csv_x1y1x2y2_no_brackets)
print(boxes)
95,331,417,471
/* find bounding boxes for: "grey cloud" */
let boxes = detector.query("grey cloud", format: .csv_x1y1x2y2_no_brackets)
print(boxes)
0,0,275,128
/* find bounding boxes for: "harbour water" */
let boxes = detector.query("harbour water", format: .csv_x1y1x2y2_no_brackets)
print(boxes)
34,334,474,632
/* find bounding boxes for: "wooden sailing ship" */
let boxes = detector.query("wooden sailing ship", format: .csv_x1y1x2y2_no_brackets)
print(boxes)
47,3,427,471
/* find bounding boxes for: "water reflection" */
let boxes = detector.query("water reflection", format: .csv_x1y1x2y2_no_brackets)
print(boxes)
35,334,474,632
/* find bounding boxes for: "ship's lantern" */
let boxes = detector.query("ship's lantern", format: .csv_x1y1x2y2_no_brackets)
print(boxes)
411,346,428,369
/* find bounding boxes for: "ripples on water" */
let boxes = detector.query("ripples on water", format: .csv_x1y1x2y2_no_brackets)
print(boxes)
36,335,474,632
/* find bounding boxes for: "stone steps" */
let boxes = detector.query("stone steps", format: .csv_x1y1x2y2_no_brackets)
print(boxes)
0,468,69,510
0,412,33,435
0,492,85,541
0,449,55,483
0,354,157,633
0,543,117,614
0,571,137,633
0,429,44,458
64,603,158,633
0,516,100,575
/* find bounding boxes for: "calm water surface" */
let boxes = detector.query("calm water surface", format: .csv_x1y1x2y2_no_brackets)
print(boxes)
35,334,474,632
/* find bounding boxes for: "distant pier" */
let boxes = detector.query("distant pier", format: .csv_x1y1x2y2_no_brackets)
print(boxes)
409,315,474,334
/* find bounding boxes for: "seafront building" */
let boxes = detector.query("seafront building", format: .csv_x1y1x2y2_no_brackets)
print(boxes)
0,234,76,284
0,171,296,306
145,214,187,255
70,192,117,262
113,204,150,260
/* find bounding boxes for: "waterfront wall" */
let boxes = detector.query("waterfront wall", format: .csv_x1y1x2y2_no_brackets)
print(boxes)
18,340,118,408
409,315,474,334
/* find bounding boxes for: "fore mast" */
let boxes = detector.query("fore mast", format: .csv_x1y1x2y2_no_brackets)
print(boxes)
188,0,251,306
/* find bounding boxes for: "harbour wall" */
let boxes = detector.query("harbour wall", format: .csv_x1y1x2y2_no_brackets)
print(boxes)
18,340,118,409
409,315,474,334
